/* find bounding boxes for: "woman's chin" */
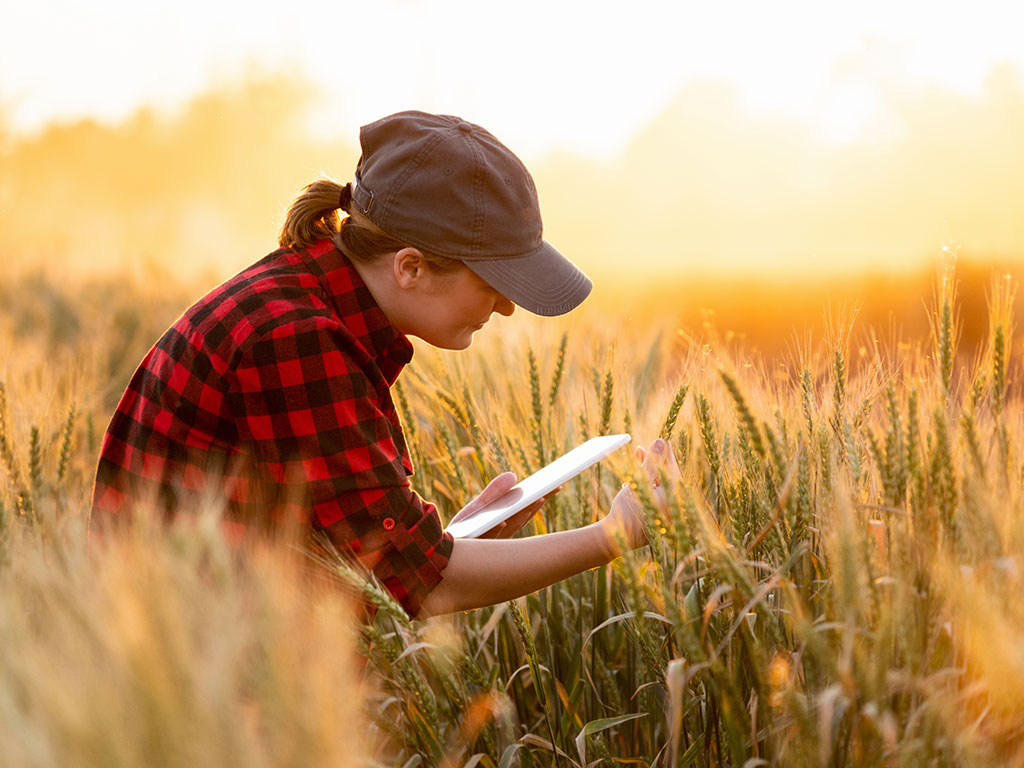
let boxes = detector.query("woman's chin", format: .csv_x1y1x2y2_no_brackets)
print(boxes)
424,330,476,351
453,332,476,350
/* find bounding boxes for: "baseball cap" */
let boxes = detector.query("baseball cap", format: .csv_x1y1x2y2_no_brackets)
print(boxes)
349,111,592,317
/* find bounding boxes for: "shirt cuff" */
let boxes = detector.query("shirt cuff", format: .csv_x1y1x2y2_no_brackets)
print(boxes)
314,484,454,618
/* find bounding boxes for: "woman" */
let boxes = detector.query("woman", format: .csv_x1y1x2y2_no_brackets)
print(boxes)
91,111,672,618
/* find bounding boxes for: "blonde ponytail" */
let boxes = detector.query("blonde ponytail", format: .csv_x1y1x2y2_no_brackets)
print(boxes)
278,179,351,249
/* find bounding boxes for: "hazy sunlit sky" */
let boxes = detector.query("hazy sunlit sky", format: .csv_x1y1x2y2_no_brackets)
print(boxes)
5,0,1024,159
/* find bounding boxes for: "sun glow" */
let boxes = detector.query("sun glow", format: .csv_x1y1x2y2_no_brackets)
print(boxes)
4,1,1024,157
2,1,1024,284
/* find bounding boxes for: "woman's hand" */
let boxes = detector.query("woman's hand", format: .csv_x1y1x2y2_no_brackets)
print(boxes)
448,472,560,539
601,483,648,553
600,437,682,554
635,437,682,511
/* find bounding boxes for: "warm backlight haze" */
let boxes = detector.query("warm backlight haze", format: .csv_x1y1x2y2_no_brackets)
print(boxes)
4,66,1024,281
3,1,1024,352
4,0,1024,287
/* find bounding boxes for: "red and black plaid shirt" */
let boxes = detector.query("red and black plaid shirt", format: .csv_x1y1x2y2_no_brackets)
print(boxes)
91,238,454,616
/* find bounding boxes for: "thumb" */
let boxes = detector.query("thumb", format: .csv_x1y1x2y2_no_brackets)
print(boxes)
457,472,517,518
479,472,518,503
617,482,641,512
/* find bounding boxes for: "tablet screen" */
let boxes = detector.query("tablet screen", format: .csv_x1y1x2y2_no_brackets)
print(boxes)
445,434,631,539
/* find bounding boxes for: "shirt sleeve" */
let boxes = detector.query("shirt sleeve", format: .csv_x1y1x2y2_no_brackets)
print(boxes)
229,314,454,617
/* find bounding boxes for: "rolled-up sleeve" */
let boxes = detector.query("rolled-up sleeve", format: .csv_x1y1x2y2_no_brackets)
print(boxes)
230,314,453,617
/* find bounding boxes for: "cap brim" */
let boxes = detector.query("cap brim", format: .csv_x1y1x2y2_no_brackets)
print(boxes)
462,241,593,317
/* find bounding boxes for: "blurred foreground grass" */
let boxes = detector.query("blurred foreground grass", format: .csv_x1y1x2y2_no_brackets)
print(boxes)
1,262,1023,766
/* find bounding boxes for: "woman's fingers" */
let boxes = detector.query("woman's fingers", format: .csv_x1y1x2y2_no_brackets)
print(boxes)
480,486,561,538
640,438,681,509
642,438,681,482
483,521,511,539
479,521,508,539
449,472,518,524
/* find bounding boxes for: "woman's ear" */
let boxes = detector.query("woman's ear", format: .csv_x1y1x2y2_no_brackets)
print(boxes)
392,247,427,289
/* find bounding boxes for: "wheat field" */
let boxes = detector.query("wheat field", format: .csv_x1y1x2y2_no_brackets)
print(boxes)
1,260,1022,767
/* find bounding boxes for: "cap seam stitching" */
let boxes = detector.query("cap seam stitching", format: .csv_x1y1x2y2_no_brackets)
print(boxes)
467,133,485,256
378,127,453,231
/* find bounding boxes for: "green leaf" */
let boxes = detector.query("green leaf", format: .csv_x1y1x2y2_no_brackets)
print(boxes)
393,641,438,664
575,713,647,766
581,611,672,653
498,744,523,768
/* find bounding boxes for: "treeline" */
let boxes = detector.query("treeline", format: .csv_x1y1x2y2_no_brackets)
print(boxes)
2,67,1023,354
0,74,356,278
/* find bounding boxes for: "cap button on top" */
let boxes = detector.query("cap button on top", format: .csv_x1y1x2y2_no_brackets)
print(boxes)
457,121,473,134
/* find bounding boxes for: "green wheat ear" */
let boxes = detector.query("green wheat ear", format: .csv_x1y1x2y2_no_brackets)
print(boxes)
548,331,568,408
675,425,690,469
0,382,18,482
817,426,834,497
961,411,985,479
801,368,815,436
939,300,954,396
461,382,482,455
791,445,812,547
988,273,1015,418
696,393,721,478
528,346,542,424
528,346,545,465
929,408,958,551
831,349,846,434
986,277,1016,485
508,435,532,475
0,382,33,518
56,403,76,483
28,427,43,492
321,544,413,628
660,381,689,440
883,383,907,506
906,389,925,513
991,325,1007,416
721,369,765,458
508,599,547,708
931,256,960,401
599,369,614,436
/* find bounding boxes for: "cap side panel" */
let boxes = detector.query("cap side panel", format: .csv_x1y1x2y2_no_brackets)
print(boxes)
375,129,452,234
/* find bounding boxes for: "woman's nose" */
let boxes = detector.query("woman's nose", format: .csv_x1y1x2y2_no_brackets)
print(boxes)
495,294,516,317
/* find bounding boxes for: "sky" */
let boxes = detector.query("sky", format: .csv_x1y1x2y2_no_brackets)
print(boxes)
4,0,1024,159
3,0,1024,286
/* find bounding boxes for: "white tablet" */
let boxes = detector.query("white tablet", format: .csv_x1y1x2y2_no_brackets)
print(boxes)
445,434,632,539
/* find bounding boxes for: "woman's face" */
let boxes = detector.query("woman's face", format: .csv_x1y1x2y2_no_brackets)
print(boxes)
402,260,516,350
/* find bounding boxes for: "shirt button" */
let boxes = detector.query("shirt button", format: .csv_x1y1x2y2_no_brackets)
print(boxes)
382,517,395,531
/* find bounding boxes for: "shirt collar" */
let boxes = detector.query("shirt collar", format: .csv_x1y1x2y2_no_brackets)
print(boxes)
298,239,414,385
